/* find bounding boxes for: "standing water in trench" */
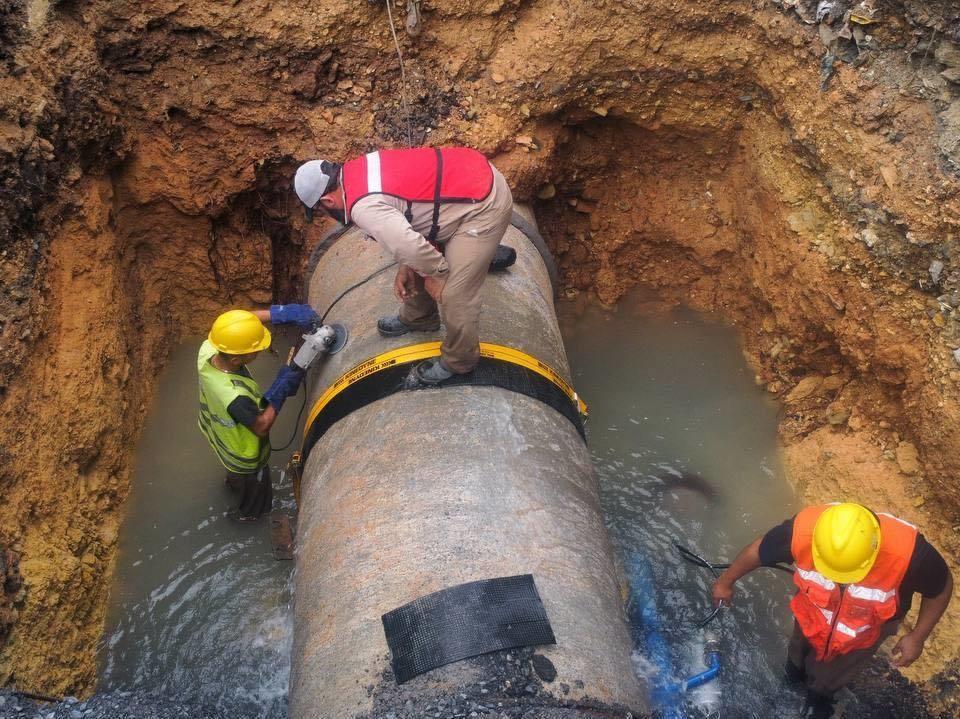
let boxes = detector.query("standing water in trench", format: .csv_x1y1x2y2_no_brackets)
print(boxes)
99,337,302,718
98,295,799,717
559,291,801,718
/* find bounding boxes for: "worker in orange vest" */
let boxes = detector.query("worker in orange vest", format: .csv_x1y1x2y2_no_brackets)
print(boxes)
712,503,952,718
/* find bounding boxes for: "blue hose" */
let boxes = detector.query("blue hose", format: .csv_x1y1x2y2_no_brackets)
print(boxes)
624,552,722,716
624,552,682,718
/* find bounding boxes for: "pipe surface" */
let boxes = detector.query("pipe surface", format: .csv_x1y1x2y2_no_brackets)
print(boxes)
291,209,646,718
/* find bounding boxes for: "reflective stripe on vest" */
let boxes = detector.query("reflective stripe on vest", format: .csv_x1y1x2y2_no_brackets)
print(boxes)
795,566,836,591
847,585,897,603
835,621,872,638
366,151,382,192
196,340,270,473
342,147,494,224
789,504,917,661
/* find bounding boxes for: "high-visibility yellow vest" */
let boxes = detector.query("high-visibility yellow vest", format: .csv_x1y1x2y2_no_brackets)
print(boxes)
197,340,270,473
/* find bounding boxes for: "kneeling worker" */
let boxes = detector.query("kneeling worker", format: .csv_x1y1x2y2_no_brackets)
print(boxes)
198,305,317,521
293,147,513,384
712,503,952,718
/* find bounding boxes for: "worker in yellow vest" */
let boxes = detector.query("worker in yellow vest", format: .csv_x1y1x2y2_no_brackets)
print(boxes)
198,306,316,521
712,503,952,718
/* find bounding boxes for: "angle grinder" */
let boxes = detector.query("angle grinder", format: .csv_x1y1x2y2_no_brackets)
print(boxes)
291,322,349,370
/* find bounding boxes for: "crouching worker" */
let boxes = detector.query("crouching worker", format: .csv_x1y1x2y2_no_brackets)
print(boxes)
197,305,318,521
712,503,952,718
293,147,513,384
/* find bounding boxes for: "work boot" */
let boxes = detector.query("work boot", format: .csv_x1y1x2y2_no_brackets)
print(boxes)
784,659,806,685
377,315,440,338
802,691,836,719
415,358,454,385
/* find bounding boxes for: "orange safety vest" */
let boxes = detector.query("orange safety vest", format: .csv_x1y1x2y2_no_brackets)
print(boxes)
790,505,918,661
341,147,494,248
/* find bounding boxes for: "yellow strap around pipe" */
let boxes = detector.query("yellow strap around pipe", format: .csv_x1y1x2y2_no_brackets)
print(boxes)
302,341,588,441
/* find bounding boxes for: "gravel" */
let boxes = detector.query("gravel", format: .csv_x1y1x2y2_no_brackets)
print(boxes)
0,691,222,719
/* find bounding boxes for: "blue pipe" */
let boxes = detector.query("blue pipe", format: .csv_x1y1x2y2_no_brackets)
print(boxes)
624,552,682,718
674,651,721,693
624,552,722,715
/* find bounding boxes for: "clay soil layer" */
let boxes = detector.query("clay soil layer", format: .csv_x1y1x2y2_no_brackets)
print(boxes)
2,0,960,715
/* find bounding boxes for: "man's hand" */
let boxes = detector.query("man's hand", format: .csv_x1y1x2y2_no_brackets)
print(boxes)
394,265,418,302
424,275,446,303
711,579,735,607
891,632,925,668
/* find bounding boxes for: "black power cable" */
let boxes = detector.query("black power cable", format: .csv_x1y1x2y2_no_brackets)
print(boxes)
270,381,308,452
270,262,397,452
675,543,793,628
320,261,398,323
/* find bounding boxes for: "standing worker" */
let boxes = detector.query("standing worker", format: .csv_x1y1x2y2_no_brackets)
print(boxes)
198,305,318,521
712,503,952,718
293,147,513,384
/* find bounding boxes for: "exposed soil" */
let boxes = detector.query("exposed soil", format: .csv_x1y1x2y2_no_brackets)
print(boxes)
2,0,960,714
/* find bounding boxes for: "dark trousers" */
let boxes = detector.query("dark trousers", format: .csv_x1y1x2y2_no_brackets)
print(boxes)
225,465,273,520
787,619,900,697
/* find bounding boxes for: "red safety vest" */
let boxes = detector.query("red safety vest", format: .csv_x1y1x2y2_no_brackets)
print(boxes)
341,147,494,247
790,505,917,661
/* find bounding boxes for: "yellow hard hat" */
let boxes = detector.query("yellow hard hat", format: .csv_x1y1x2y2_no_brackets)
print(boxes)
208,310,271,355
812,503,881,584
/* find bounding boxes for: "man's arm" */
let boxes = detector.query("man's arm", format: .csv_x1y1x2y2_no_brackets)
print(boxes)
351,199,450,278
711,537,763,606
247,405,278,438
227,396,278,438
893,565,953,668
230,350,305,439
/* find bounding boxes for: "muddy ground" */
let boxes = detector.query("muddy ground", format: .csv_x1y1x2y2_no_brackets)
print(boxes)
2,0,960,715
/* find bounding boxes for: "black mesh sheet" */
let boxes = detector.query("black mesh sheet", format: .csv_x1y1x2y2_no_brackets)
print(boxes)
381,574,556,684
300,358,585,463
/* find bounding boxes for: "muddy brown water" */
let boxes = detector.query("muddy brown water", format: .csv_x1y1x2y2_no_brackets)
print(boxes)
98,336,303,718
558,291,801,718
99,297,800,717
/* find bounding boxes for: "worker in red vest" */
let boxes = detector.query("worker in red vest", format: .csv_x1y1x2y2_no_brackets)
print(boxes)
293,147,513,384
712,503,952,718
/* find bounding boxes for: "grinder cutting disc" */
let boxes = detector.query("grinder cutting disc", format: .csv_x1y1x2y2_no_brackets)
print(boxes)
326,322,349,355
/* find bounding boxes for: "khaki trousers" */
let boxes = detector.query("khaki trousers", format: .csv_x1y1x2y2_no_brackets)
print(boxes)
787,619,900,697
399,171,513,373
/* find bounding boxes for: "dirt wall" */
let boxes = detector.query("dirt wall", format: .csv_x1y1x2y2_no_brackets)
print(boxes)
1,0,959,707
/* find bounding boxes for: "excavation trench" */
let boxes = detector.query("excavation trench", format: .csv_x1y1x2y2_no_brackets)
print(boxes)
95,251,800,718
4,1,960,714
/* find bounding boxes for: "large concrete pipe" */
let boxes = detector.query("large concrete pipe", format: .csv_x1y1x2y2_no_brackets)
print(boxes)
291,208,646,718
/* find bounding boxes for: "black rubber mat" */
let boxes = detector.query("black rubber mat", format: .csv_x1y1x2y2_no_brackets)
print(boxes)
381,574,556,684
300,357,585,462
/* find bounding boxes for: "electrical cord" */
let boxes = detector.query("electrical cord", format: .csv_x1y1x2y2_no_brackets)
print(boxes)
320,261,398,323
270,380,308,452
271,261,397,451
384,0,413,147
675,543,793,628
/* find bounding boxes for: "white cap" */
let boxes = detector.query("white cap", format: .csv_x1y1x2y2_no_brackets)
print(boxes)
294,160,332,213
